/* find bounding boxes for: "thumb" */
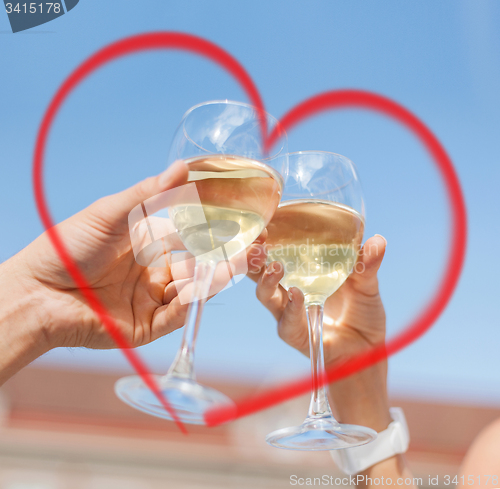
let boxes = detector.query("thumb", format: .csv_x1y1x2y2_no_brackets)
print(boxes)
90,161,189,230
349,234,387,296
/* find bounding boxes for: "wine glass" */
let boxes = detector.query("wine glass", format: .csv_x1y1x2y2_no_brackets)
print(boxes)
264,151,377,449
115,101,287,424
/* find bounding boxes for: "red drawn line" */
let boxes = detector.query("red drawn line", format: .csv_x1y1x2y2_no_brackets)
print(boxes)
33,32,267,434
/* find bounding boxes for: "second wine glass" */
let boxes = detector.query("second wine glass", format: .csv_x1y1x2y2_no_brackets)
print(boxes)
115,101,287,424
264,151,377,449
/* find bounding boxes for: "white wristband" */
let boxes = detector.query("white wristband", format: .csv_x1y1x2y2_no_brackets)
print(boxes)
330,408,410,475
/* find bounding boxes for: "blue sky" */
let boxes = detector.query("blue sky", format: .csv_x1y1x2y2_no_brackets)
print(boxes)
1,1,500,406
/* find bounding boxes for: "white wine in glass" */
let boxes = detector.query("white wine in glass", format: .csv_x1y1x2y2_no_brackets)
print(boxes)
266,200,364,304
172,154,282,261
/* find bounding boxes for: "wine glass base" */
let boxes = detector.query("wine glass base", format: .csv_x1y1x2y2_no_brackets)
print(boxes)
266,416,377,450
115,374,235,425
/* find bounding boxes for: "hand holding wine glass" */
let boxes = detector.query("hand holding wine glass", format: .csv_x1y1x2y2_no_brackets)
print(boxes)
252,233,391,432
254,234,386,364
252,151,380,450
0,157,270,387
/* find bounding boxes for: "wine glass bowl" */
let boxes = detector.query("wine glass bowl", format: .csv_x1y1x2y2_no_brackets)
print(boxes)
169,100,287,163
281,151,364,213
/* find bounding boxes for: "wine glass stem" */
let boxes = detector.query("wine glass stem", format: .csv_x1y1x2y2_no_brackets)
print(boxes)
167,259,216,381
306,303,335,420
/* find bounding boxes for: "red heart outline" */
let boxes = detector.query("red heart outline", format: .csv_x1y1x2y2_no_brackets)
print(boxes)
32,32,467,431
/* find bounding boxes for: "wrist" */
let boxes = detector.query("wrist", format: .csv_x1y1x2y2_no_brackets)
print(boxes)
328,360,391,433
331,408,411,478
0,253,52,384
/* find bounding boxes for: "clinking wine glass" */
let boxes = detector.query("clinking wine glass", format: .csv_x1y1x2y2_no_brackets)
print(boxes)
115,101,287,424
264,151,377,449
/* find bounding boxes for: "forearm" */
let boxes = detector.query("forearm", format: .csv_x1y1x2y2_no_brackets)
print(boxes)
0,253,50,385
329,362,415,488
330,360,391,430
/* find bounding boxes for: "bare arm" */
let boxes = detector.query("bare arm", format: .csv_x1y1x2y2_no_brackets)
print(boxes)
0,254,50,385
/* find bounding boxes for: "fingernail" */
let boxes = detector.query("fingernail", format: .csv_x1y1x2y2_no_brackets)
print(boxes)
287,289,293,302
254,234,267,245
266,262,276,276
374,234,387,245
159,160,186,188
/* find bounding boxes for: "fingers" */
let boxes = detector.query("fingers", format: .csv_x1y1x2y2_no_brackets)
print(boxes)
255,262,309,354
143,216,186,252
349,234,387,296
247,243,267,276
255,262,287,320
245,226,269,280
276,287,309,354
151,298,189,339
92,161,189,232
124,160,189,211
254,228,268,245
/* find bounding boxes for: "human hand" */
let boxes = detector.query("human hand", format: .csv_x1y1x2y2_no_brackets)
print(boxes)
1,162,191,356
249,234,391,431
251,235,386,363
